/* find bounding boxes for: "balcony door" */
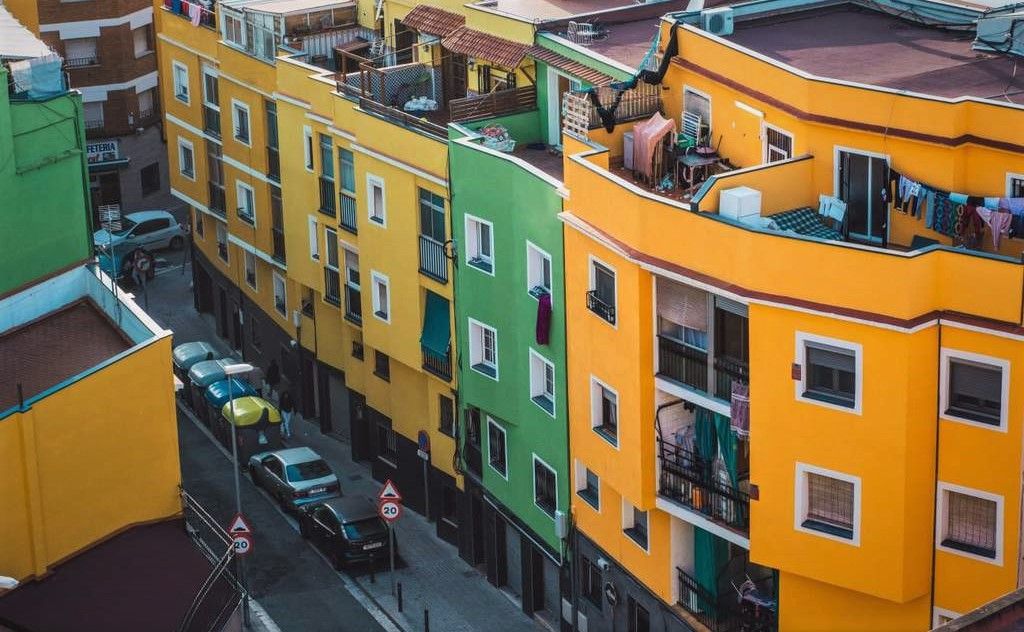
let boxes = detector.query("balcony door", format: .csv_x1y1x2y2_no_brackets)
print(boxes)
837,149,888,245
443,53,468,102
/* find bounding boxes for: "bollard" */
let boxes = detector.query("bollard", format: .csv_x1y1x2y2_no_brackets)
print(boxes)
397,582,403,612
424,608,429,632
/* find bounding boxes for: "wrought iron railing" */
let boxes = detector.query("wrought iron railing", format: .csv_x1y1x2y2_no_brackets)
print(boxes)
271,228,286,264
340,192,357,233
266,146,280,182
658,439,749,533
714,356,750,401
66,55,98,68
344,285,362,325
422,348,452,381
449,85,537,123
324,268,341,306
319,176,336,217
676,566,777,632
418,235,448,283
586,290,615,324
658,335,708,392
162,0,216,29
208,182,226,216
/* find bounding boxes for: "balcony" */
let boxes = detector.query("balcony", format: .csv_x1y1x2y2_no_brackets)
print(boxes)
658,337,750,402
340,192,357,234
66,55,99,69
418,235,448,283
266,146,280,182
161,0,216,29
586,290,615,324
203,106,221,138
318,176,336,218
676,567,776,632
422,349,452,381
208,182,226,216
324,268,341,306
271,228,286,264
465,442,482,478
344,285,361,325
658,438,749,535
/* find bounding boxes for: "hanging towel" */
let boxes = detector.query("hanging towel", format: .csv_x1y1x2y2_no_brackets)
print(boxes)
977,208,1013,249
172,0,182,13
950,192,969,204
985,197,1001,210
535,292,552,345
924,189,936,228
188,1,202,25
730,381,750,438
1000,197,1024,214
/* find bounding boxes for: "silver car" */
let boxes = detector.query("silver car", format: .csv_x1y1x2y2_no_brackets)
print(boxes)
93,210,185,252
248,447,341,511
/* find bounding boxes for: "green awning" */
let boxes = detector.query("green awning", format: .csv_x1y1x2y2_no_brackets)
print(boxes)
420,291,450,358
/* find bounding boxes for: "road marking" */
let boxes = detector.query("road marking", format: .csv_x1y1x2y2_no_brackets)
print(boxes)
177,402,405,632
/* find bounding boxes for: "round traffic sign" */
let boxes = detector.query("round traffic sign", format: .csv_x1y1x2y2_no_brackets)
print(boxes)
232,533,253,556
379,499,402,523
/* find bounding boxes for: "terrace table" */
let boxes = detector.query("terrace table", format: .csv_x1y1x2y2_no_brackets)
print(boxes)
676,153,719,190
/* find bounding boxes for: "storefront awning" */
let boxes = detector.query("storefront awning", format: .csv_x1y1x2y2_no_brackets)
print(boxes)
420,291,450,358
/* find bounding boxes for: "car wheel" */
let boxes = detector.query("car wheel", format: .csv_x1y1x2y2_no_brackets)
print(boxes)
169,235,184,250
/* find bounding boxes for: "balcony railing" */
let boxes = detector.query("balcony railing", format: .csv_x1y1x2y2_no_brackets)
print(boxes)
586,290,616,324
658,439,749,534
66,56,99,68
418,235,448,283
208,182,226,216
714,356,750,401
162,0,216,29
659,335,708,392
271,228,286,264
203,106,221,138
267,147,280,182
422,348,452,381
340,192,357,234
84,119,105,131
319,177,336,217
448,85,537,123
324,268,341,306
344,285,362,325
676,567,777,632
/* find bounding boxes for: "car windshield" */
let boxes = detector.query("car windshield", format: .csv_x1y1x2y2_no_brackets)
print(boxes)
109,217,137,236
342,518,387,541
285,459,332,481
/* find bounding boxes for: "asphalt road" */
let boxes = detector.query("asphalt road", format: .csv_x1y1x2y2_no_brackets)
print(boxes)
177,411,389,632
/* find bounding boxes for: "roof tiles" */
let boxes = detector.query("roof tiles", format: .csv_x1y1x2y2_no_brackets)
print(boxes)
441,27,529,69
526,46,615,86
401,5,465,37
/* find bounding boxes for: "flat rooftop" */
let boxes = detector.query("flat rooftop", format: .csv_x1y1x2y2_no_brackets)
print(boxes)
727,4,1024,101
587,18,661,69
0,300,131,412
477,0,636,21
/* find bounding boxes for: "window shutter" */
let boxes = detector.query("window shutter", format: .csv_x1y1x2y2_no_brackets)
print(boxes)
807,473,854,529
946,491,996,552
807,343,855,372
657,280,707,331
950,361,1001,403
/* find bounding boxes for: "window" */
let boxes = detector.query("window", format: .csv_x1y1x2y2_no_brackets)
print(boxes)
244,251,257,289
266,100,280,181
223,11,244,47
797,334,860,412
308,216,320,260
352,337,364,360
177,138,195,179
622,501,648,550
487,418,507,478
376,416,397,462
201,67,220,136
374,351,390,381
529,349,555,415
419,188,446,242
367,175,385,225
236,181,255,224
533,456,557,517
938,483,1002,563
216,222,228,262
83,101,104,130
272,272,287,316
439,394,455,437
588,258,616,324
132,25,152,57
627,597,650,632
64,37,98,67
173,61,189,103
371,272,390,322
575,460,600,510
232,100,251,145
580,556,602,607
194,209,205,238
344,248,361,323
763,124,793,163
1007,173,1024,198
527,242,552,298
941,350,1007,429
322,227,341,305
140,162,160,196
339,148,356,231
303,125,314,171
465,215,494,274
138,88,156,121
207,141,225,213
682,87,711,144
590,377,618,446
796,464,860,544
468,319,498,379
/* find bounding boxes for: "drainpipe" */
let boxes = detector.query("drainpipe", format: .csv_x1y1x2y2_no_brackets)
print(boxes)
928,323,943,627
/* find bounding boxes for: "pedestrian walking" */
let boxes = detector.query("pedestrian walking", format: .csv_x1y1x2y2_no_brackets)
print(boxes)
266,359,281,401
279,389,294,440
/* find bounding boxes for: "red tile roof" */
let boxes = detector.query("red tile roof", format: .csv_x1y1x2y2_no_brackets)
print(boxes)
401,5,465,37
441,27,529,70
526,46,615,86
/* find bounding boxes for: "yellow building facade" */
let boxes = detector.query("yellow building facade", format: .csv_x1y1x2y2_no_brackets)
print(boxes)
563,8,1024,632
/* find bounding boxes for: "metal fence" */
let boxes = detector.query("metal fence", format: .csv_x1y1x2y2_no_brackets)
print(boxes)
178,488,243,632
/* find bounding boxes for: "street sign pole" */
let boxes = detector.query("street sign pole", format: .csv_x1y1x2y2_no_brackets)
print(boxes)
377,480,402,598
389,523,396,597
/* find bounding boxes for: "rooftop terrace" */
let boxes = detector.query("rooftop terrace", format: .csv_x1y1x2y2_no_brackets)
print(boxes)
726,4,1024,101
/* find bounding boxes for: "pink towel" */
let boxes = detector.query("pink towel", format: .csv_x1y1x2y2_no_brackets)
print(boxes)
977,208,1012,250
188,1,202,26
730,381,750,438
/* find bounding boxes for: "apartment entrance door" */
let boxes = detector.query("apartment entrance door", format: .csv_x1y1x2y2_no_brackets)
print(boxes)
837,149,888,245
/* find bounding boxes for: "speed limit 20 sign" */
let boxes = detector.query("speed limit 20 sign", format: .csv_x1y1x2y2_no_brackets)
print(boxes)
379,499,402,523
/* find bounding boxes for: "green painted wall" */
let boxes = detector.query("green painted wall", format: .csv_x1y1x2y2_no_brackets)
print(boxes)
450,124,569,552
0,68,92,296
463,109,544,146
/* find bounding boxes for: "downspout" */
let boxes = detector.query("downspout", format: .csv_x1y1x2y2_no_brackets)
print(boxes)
929,322,943,626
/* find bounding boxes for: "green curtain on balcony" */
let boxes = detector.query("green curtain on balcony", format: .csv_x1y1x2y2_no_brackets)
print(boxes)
694,528,728,604
714,412,738,487
420,291,450,359
695,407,716,463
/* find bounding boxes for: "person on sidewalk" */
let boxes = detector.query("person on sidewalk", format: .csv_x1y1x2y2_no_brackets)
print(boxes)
249,363,265,397
266,360,281,402
279,389,294,440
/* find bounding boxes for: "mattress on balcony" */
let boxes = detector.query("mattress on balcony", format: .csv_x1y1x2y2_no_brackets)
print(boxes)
767,207,844,241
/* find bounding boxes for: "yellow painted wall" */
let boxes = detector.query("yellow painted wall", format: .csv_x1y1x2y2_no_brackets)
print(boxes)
779,572,930,632
0,337,182,581
4,0,39,34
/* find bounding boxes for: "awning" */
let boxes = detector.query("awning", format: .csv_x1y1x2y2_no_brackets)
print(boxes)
401,5,464,38
441,27,528,70
420,291,450,358
526,46,615,87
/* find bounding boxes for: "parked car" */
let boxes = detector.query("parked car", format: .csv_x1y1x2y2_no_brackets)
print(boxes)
93,210,185,252
298,497,393,569
248,447,340,511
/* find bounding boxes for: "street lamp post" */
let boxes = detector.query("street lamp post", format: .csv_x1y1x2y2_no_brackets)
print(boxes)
224,362,254,628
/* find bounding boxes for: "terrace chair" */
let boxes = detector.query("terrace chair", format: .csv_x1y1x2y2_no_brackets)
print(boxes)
567,21,598,46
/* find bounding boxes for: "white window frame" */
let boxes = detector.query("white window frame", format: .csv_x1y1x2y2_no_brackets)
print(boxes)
272,271,287,317
236,181,256,225
487,417,508,480
172,60,190,104
762,122,794,163
529,348,556,417
308,215,320,260
939,348,1009,432
574,459,600,512
532,454,558,519
468,318,499,381
795,332,862,415
464,214,495,275
243,250,257,290
590,375,619,449
526,241,553,300
231,99,251,146
222,10,245,48
367,174,386,226
621,499,650,553
1005,172,1024,197
932,608,961,627
936,481,1004,566
682,85,712,141
177,137,195,180
588,254,617,328
132,24,152,58
303,125,314,172
370,271,390,323
794,462,861,546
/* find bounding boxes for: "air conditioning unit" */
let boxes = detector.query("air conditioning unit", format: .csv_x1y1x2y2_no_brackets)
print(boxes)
702,7,734,36
719,186,761,221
